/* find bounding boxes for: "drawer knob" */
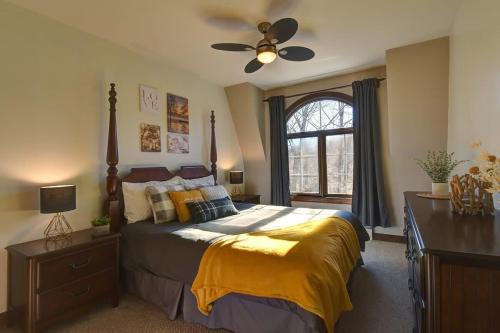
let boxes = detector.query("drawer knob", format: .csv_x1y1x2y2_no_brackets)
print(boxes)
67,286,91,297
69,257,92,270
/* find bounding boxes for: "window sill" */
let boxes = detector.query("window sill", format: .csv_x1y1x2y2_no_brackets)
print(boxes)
291,195,352,205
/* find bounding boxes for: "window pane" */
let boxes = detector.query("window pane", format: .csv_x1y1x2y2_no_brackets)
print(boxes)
287,99,353,134
326,134,353,194
287,137,319,194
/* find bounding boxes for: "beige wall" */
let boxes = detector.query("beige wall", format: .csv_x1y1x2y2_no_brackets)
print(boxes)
264,67,388,212
224,83,270,203
385,37,449,227
0,1,242,313
448,0,500,162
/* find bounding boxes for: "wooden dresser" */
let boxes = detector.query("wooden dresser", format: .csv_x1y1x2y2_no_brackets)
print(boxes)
6,229,120,333
404,191,500,333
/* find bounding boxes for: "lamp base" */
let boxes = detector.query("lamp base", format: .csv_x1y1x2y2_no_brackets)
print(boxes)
231,185,241,196
44,212,72,241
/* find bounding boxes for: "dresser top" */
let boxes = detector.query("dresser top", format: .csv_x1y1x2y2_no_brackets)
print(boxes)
405,191,500,258
6,229,119,258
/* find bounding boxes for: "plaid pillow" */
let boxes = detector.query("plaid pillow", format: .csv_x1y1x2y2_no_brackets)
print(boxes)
146,185,185,223
186,197,239,223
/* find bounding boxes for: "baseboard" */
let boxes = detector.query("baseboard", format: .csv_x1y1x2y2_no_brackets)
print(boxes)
372,232,405,243
0,311,6,327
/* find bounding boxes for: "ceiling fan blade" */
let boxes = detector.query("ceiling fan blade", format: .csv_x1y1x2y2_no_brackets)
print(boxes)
244,58,264,73
278,46,315,61
267,18,298,44
211,43,255,51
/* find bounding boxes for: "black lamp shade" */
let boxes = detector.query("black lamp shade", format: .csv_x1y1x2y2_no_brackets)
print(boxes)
40,185,76,214
229,171,244,185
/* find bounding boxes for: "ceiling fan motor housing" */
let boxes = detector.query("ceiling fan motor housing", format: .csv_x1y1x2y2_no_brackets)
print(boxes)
257,39,276,56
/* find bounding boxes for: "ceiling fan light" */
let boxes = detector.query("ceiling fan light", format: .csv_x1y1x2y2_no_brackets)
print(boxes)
257,51,277,64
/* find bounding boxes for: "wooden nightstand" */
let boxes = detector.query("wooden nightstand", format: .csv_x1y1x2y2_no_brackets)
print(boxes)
231,194,261,204
6,229,120,333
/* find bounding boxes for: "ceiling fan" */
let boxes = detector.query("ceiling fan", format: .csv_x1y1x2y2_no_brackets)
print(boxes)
211,18,315,73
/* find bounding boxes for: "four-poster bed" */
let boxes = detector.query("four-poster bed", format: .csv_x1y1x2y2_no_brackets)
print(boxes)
102,83,369,333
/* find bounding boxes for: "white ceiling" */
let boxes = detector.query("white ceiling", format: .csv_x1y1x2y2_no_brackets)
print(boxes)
9,0,462,89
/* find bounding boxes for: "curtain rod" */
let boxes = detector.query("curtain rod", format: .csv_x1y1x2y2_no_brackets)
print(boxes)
263,77,386,102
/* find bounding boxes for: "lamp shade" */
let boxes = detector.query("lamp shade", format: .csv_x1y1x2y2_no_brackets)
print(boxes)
229,171,244,185
40,185,76,214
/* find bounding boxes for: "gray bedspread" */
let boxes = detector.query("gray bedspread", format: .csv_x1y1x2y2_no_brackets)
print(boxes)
120,203,369,333
121,203,369,285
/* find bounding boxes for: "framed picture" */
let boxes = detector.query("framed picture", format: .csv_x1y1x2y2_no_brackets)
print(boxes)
167,133,189,154
140,123,161,152
167,93,189,134
139,85,160,114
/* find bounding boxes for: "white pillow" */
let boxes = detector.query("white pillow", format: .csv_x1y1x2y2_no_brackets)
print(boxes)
182,175,215,190
199,185,230,201
122,177,183,223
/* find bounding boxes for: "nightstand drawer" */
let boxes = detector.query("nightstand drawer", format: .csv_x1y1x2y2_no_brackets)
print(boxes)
37,242,116,292
36,268,114,321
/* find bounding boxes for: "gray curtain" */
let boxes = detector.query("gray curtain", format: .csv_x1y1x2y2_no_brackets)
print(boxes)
352,79,389,227
268,96,291,206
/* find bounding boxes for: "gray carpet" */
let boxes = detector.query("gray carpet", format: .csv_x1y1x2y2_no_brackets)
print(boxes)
3,240,412,333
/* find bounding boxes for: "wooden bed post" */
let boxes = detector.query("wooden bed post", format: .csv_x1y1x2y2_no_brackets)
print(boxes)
104,83,121,232
210,110,218,184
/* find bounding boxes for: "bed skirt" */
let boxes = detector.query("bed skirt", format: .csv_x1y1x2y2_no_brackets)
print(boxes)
123,259,363,333
124,268,328,333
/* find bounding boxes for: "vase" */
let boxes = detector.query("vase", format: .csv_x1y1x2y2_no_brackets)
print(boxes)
92,224,110,236
432,182,449,195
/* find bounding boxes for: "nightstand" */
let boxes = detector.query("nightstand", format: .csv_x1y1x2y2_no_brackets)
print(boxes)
231,194,261,204
6,229,120,333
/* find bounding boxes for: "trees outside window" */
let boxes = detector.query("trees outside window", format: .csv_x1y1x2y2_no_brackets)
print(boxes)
286,92,353,200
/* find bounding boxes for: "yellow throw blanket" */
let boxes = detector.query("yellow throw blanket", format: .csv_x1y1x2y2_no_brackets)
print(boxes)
191,217,361,333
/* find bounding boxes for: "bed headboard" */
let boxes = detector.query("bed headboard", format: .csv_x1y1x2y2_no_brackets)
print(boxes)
103,83,218,232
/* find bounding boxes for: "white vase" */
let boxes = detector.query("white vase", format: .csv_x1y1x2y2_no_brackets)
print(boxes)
432,182,449,195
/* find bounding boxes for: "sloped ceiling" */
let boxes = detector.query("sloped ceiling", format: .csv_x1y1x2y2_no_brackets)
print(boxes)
8,0,461,89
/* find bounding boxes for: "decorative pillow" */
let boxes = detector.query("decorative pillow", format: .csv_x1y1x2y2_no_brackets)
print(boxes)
168,190,204,223
122,178,183,223
146,184,185,224
182,175,215,190
186,197,239,223
199,185,230,201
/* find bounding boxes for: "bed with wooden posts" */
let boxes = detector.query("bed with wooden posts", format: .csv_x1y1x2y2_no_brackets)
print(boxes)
103,83,369,333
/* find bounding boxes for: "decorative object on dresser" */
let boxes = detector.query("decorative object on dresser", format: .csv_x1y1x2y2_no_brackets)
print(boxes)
5,229,120,333
469,140,500,211
450,174,494,215
40,185,76,240
229,170,243,195
404,191,500,333
415,151,465,195
139,123,161,152
231,194,261,204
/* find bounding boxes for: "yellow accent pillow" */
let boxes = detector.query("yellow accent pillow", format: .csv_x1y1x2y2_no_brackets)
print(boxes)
168,190,204,223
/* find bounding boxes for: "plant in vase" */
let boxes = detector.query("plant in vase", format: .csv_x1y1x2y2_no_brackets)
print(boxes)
469,141,500,210
416,151,466,195
91,216,111,235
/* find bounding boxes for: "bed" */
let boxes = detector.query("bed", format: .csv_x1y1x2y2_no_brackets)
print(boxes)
103,83,370,333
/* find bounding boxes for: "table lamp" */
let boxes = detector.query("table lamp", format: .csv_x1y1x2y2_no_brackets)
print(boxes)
40,185,76,240
229,171,243,195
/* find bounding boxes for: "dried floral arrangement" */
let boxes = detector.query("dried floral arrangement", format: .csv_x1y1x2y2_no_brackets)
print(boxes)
468,140,500,194
416,151,466,183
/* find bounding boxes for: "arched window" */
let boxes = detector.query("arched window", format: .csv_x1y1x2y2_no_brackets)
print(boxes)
286,92,354,200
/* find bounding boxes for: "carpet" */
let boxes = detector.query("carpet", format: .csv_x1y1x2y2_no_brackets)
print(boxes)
3,240,412,333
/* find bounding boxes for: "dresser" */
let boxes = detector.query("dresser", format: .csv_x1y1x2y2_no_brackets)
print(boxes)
6,229,120,333
404,191,500,333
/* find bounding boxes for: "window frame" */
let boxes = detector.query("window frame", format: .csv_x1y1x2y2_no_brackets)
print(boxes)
286,91,354,203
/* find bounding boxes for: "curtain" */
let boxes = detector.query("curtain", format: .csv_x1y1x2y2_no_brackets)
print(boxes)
352,79,389,227
268,95,291,206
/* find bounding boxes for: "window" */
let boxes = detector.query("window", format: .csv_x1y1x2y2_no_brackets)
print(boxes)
286,92,354,202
